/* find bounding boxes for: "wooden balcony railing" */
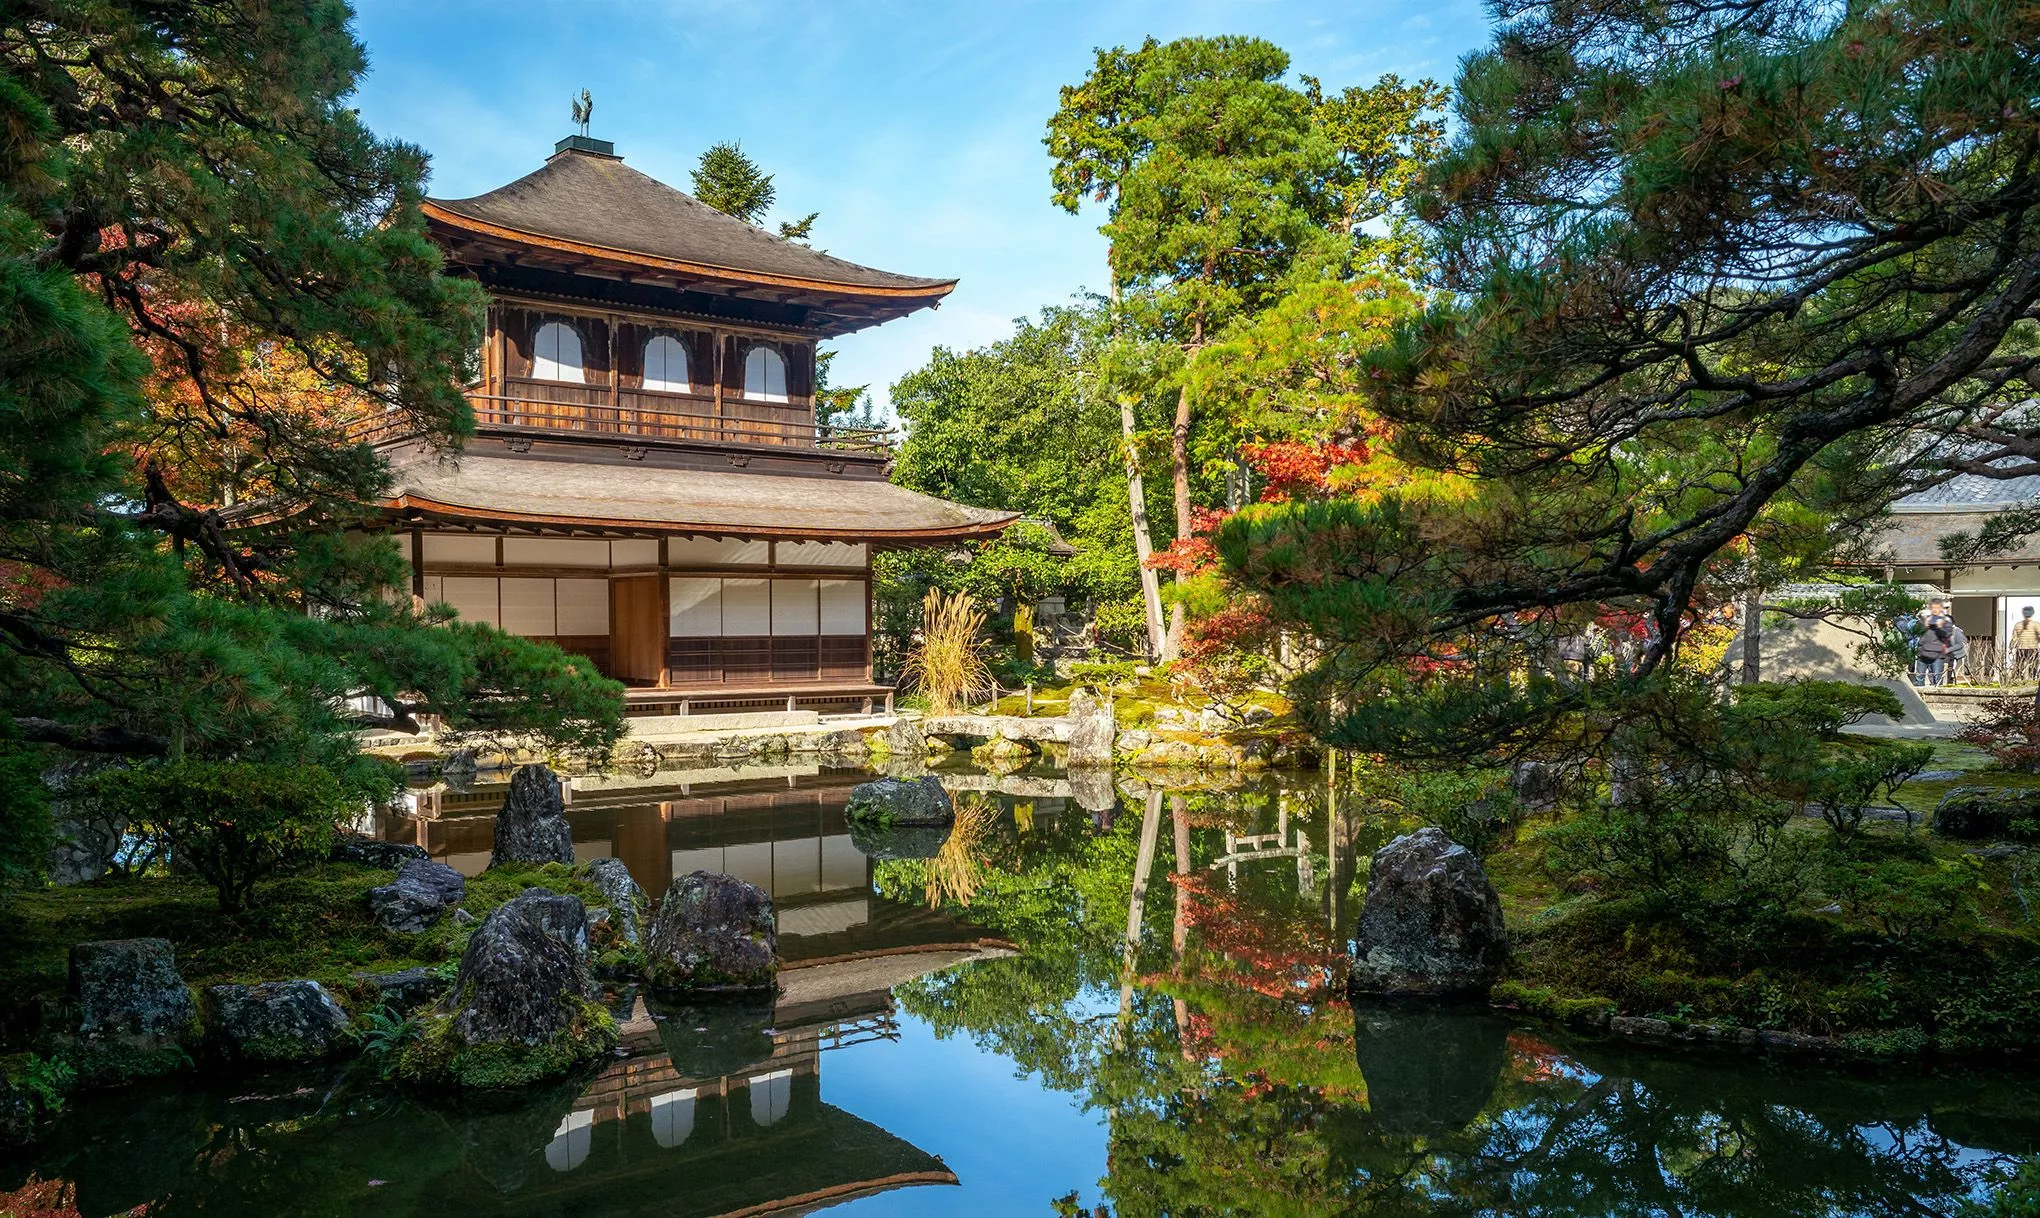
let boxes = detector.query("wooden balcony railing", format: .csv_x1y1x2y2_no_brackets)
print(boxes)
345,387,895,454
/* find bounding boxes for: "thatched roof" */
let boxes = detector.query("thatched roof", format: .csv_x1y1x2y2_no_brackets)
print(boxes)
381,445,1014,544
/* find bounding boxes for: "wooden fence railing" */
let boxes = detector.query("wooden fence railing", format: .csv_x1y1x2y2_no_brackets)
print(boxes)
345,391,895,454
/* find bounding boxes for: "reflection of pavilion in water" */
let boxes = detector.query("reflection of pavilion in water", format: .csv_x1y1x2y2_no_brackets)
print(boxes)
375,765,1007,1214
381,763,995,963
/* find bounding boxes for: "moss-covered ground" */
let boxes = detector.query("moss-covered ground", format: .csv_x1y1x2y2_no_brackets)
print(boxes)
0,860,607,1036
1478,746,2040,1056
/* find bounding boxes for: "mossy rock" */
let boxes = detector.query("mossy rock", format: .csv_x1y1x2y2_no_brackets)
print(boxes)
394,998,617,1091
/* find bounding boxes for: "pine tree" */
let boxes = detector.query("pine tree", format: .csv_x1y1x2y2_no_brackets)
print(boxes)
1219,0,2040,753
0,1,626,800
691,141,777,225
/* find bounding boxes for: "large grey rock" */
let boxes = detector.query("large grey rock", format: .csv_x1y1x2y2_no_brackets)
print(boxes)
70,938,196,1041
1066,689,1116,767
884,716,926,759
202,981,351,1064
1349,828,1509,1000
579,858,649,947
848,820,952,861
368,859,467,933
1934,785,2040,841
645,872,777,993
490,764,573,867
330,838,430,869
447,888,596,1045
845,776,953,827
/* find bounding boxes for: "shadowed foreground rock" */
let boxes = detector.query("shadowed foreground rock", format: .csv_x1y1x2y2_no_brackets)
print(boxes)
490,764,573,867
66,938,198,1082
367,859,467,933
645,871,777,993
396,887,615,1089
203,981,351,1064
845,776,953,826
1349,828,1508,1000
1935,786,2040,841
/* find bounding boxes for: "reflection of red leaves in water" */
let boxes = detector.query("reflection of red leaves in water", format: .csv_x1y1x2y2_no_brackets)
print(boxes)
0,1176,144,1217
1167,871,1344,1001
1506,1030,1568,1083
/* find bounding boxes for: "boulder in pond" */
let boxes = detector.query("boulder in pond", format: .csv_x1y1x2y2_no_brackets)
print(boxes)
1349,828,1509,1001
329,837,429,869
844,776,953,827
490,764,573,867
202,981,351,1065
1934,785,2040,842
1351,1009,1509,1135
67,938,199,1083
848,819,952,861
368,859,467,933
578,858,649,947
645,871,777,994
395,887,615,1090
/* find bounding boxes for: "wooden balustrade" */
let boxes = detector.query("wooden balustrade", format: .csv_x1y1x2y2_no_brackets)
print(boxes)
344,387,895,453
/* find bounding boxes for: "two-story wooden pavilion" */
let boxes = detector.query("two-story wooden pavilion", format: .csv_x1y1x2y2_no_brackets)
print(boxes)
362,134,1012,717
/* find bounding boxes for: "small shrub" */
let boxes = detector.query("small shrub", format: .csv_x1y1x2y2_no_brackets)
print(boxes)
357,1005,422,1080
86,760,350,911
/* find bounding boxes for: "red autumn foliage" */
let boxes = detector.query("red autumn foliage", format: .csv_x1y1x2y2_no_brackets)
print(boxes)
1241,439,1371,501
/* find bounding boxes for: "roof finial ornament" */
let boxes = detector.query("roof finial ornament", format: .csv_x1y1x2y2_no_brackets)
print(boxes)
571,89,593,137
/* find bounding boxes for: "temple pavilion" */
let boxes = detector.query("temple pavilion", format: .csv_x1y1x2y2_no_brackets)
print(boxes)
360,132,1012,716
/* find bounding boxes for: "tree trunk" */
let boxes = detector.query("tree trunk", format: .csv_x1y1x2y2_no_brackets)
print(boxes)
1741,591,1761,684
1121,396,1167,661
1164,380,1193,660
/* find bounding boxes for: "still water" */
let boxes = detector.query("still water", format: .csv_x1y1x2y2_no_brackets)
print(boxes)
6,761,2036,1216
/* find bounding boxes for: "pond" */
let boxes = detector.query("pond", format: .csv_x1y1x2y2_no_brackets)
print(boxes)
5,760,2036,1216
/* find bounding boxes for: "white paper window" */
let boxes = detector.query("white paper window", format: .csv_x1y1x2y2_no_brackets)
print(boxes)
775,540,868,568
421,534,497,565
440,577,500,626
418,575,442,604
721,579,771,635
650,1088,698,1149
545,1109,594,1172
611,539,659,567
668,577,721,638
772,579,819,636
818,580,865,633
499,577,556,636
503,538,609,567
748,1069,794,1127
643,334,689,392
556,579,609,634
531,321,584,382
743,346,788,403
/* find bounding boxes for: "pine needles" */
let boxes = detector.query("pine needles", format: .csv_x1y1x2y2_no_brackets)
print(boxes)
901,589,992,715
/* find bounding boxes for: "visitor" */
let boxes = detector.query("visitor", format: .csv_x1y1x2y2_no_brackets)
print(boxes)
1947,620,1969,684
1915,618,1952,687
2014,606,2040,680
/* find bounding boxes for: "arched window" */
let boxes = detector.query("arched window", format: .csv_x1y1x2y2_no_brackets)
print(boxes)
531,321,584,382
642,334,689,392
743,345,789,403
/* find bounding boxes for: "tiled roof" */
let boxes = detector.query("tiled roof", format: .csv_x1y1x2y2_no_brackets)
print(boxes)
381,445,1015,543
1855,511,2040,565
1893,471,2040,509
426,147,954,296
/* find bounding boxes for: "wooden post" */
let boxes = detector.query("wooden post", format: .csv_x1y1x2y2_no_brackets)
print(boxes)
1024,684,1034,717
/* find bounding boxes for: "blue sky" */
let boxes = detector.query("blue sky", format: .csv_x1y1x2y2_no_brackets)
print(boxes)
350,0,1494,418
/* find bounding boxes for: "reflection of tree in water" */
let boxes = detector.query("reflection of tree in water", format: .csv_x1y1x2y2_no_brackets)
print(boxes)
891,778,2040,1217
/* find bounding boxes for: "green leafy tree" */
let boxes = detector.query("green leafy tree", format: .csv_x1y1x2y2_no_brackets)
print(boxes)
0,1,627,805
1222,0,2040,754
1048,37,1449,657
